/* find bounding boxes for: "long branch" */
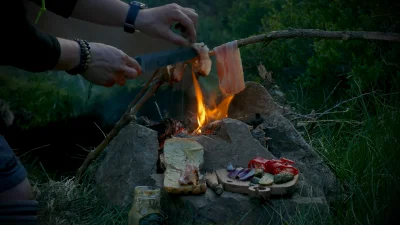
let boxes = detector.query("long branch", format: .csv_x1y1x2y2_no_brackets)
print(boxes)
237,29,400,46
208,29,400,56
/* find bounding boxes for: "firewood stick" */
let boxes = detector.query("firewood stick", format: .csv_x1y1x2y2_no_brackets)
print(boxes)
75,74,166,182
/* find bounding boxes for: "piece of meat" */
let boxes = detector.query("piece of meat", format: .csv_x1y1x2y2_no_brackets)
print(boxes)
178,164,199,186
213,40,245,95
172,63,186,82
192,43,212,76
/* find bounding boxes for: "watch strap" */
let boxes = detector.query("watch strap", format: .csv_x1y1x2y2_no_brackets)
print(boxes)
124,1,146,33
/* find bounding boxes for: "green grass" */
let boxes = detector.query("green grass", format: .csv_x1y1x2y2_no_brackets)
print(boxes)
0,73,86,129
292,88,400,225
25,157,131,225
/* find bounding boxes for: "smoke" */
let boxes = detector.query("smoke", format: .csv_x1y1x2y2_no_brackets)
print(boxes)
0,58,224,129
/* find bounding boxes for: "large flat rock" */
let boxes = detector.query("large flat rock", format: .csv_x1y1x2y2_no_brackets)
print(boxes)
95,122,159,207
191,118,276,169
228,81,289,119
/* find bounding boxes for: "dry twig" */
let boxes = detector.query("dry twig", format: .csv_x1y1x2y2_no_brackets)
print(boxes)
94,122,106,138
19,144,51,158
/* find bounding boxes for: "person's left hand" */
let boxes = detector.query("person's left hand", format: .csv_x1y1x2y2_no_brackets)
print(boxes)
81,42,141,87
134,3,198,46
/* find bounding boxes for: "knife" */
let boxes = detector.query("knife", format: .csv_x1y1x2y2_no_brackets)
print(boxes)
134,47,199,73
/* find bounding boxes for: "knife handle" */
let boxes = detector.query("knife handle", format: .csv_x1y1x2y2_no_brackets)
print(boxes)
134,56,144,72
134,56,141,65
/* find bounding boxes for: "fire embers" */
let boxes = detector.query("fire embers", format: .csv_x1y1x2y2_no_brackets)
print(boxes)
148,118,186,149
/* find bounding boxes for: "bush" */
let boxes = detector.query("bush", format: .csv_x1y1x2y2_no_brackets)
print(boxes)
0,72,86,129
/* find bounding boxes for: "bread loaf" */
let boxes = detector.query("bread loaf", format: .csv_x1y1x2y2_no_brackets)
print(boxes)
163,137,206,195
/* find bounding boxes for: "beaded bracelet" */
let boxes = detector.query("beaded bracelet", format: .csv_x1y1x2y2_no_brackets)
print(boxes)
66,39,91,75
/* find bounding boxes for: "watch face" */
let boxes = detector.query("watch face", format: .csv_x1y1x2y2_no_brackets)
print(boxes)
132,1,147,9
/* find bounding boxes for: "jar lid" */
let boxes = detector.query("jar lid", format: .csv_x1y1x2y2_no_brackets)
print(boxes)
134,186,160,197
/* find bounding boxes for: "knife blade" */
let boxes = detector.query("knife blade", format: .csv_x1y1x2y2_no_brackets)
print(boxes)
134,47,198,73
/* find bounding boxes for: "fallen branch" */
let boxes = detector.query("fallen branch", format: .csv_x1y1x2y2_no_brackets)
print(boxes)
286,108,350,121
317,91,375,119
298,119,363,125
75,69,167,182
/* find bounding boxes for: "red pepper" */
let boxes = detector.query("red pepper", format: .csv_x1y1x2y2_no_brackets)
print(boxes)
248,157,268,171
248,157,299,175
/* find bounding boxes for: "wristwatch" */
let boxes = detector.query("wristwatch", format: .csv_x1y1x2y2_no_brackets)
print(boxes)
124,1,147,33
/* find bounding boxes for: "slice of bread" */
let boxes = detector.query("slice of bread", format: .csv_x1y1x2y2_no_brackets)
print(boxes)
163,137,206,195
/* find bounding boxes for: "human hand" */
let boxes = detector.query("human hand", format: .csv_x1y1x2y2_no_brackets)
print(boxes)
81,43,141,87
135,3,198,46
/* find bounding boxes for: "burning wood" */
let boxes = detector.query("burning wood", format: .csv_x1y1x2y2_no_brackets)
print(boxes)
199,120,222,135
148,118,186,149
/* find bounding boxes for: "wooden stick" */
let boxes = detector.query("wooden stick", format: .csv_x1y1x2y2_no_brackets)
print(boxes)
127,68,159,109
207,29,400,57
237,29,400,46
75,73,166,182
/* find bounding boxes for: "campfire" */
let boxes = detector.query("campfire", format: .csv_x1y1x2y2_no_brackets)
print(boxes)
77,28,395,224
191,71,234,134
85,39,298,199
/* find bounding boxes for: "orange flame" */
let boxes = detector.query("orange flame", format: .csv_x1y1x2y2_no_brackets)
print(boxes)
192,71,234,134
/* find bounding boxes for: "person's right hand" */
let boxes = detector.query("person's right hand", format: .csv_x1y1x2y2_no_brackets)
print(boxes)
135,3,198,46
81,42,141,87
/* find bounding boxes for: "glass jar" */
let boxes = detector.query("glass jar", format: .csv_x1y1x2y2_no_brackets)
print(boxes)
128,186,165,225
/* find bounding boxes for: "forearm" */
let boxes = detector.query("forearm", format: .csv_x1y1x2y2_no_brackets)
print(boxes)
71,0,129,27
53,38,80,71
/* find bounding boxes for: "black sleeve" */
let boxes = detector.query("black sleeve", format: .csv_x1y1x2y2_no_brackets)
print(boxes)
4,24,62,73
28,0,79,18
0,1,62,72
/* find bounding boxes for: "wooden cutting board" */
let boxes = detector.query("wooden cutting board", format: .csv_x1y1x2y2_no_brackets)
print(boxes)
215,169,298,198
